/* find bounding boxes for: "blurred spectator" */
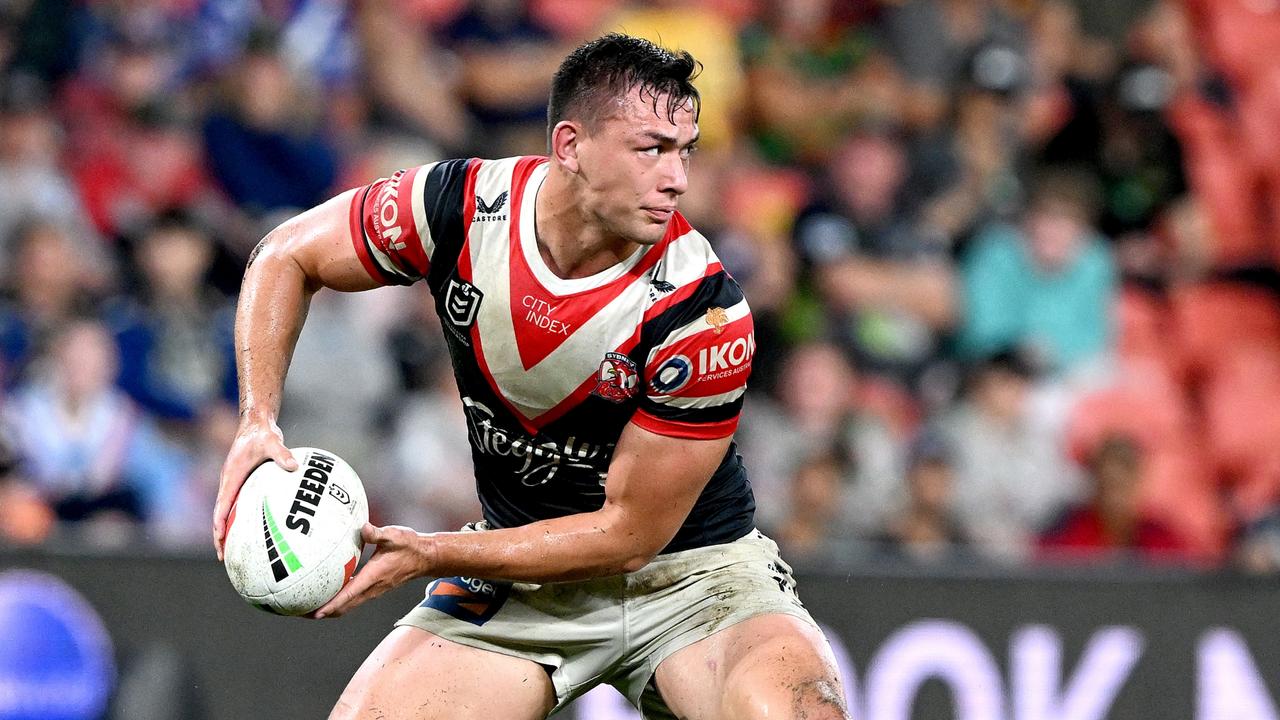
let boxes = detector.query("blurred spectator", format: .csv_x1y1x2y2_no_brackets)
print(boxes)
0,220,108,386
739,342,902,535
774,453,846,561
1022,1,1112,167
914,41,1030,245
353,0,472,153
385,359,481,533
611,0,746,155
1039,434,1187,564
60,23,213,238
279,288,400,489
740,0,899,165
4,320,189,536
106,212,237,424
794,130,955,387
872,430,970,564
944,350,1083,561
0,74,101,262
159,402,239,547
441,0,565,156
957,168,1116,373
203,29,338,216
881,0,1023,133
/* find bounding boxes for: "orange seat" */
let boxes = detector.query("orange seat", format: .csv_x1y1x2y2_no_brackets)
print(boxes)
1140,449,1230,561
1066,360,1190,463
1201,347,1280,486
1171,283,1280,377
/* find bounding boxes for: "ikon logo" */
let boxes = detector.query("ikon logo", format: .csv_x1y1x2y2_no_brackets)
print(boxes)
697,333,755,374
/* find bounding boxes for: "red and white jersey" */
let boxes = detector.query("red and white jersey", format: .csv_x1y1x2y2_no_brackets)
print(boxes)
349,156,756,552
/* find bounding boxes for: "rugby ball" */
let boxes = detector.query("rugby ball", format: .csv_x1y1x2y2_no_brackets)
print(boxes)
223,447,367,616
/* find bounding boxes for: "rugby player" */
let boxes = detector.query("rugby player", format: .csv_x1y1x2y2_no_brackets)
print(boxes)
212,33,849,720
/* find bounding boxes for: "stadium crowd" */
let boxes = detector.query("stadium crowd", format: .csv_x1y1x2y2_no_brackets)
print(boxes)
1,0,1279,572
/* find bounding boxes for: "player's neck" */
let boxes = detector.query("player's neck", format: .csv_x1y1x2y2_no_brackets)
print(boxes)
534,171,640,280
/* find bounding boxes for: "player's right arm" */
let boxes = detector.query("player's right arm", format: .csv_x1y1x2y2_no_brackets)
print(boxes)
213,161,465,559
212,189,380,559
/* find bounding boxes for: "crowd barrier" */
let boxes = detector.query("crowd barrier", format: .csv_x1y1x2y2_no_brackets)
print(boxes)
3,548,1278,719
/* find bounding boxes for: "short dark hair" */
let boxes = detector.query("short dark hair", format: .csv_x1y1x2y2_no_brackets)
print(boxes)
547,33,701,147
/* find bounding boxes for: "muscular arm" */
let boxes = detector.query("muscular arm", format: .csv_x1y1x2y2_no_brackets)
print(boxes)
429,425,731,582
316,424,731,616
213,189,383,558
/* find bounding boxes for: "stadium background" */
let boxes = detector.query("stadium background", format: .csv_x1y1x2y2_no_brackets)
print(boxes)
4,0,1280,717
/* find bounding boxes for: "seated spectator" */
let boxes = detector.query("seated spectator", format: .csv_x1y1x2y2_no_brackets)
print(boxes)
738,342,903,535
441,0,566,156
880,0,1024,133
106,211,237,424
944,350,1084,562
5,320,189,535
0,220,108,387
609,0,746,155
740,0,900,165
794,130,955,388
912,45,1030,243
1039,435,1188,564
957,168,1116,374
61,26,215,238
872,430,970,564
0,75,102,263
203,29,338,216
774,453,847,561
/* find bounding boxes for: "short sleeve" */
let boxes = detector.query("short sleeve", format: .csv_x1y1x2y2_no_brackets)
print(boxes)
349,161,461,285
634,275,753,440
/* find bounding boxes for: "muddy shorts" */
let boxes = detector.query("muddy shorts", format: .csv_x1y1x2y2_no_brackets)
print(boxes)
395,526,815,718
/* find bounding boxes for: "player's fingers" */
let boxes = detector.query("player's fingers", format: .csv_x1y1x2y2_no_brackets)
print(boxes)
268,442,298,472
361,523,382,545
212,451,255,558
314,572,374,619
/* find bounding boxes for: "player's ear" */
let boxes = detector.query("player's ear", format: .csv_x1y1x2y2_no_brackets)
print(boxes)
550,120,582,173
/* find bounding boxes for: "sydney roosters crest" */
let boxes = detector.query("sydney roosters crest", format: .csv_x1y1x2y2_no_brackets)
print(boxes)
592,352,639,403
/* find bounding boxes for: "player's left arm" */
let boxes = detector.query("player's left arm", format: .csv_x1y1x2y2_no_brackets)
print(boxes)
314,426,728,617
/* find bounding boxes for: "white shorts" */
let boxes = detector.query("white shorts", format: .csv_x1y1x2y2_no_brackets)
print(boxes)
395,527,816,717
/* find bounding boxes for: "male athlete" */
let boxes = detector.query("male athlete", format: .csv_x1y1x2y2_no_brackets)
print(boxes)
212,34,849,719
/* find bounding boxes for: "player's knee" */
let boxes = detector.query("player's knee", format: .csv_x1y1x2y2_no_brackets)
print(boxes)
721,676,848,720
719,635,850,720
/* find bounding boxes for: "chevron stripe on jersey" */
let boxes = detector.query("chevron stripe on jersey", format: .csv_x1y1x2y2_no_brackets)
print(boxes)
346,155,756,551
457,158,676,430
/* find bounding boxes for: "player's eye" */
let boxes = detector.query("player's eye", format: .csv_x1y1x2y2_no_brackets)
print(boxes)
680,145,697,159
641,146,661,156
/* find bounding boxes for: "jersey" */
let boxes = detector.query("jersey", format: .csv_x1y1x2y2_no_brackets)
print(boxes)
349,156,756,553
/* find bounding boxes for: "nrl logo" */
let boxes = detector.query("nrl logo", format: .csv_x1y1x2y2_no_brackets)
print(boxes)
445,278,483,330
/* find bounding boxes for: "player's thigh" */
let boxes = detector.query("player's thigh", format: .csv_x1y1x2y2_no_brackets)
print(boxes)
330,625,555,720
653,613,849,720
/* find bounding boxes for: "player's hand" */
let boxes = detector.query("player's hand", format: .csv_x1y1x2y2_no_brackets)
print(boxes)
312,524,431,619
212,416,298,560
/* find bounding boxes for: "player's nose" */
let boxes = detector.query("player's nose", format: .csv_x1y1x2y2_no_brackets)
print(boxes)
657,152,688,196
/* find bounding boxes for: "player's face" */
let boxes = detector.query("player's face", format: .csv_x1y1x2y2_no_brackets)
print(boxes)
576,88,698,245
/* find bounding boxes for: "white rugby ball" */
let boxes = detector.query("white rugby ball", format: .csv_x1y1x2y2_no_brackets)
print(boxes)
223,447,367,616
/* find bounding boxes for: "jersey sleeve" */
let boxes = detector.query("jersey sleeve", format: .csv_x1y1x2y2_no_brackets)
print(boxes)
634,273,754,440
348,159,470,285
